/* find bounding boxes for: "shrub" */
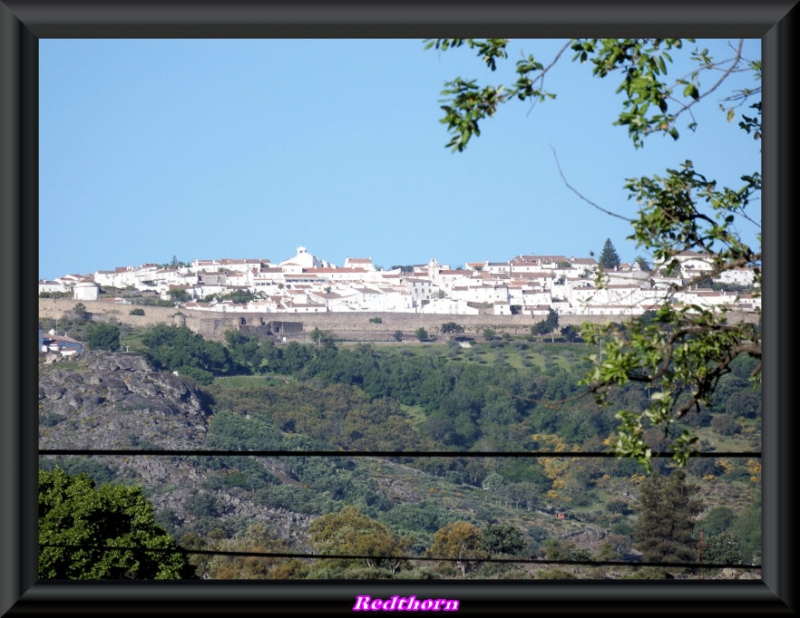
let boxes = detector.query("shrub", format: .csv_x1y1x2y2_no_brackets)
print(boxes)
711,414,740,436
129,308,145,316
86,322,121,351
440,322,464,334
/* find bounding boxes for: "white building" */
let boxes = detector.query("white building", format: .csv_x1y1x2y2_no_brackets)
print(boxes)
39,280,68,294
419,298,479,315
73,281,99,301
279,246,334,271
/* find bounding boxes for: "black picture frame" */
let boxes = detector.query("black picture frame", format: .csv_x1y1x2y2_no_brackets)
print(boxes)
2,1,795,615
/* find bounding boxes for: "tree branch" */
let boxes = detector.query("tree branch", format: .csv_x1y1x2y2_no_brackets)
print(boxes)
550,146,633,222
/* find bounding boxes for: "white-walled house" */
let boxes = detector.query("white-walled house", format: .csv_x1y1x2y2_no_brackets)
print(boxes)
54,274,86,288
434,270,472,292
405,278,436,307
736,293,762,311
223,271,249,288
673,288,739,308
485,262,511,275
219,258,271,273
714,267,759,287
520,289,553,308
451,283,509,305
601,267,652,286
419,298,479,315
250,268,286,291
73,281,99,301
493,300,512,315
654,250,715,278
343,257,376,272
304,267,369,283
39,280,68,294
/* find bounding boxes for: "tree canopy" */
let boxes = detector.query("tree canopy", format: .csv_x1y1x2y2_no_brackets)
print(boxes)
425,38,761,467
598,238,621,270
633,468,704,565
429,521,487,577
85,321,120,352
141,323,234,384
38,467,195,579
306,506,410,577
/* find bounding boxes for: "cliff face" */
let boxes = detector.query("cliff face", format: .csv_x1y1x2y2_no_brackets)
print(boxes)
38,351,314,548
39,350,212,451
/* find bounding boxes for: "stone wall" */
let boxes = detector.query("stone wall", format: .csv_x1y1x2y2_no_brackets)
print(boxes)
38,298,758,343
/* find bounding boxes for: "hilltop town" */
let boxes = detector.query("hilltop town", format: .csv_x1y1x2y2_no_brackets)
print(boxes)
39,245,760,318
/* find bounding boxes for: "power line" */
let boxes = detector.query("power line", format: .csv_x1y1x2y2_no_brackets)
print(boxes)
39,449,761,458
38,544,761,571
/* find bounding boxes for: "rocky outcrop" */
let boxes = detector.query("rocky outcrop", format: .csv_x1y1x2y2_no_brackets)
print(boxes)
39,350,212,451
38,350,314,548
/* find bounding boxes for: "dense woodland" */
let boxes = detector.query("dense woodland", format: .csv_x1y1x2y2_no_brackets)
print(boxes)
39,313,762,579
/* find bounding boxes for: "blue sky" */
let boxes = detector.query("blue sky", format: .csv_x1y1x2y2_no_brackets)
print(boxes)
39,38,761,281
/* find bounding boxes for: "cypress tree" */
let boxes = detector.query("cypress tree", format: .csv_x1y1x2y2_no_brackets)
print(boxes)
633,468,704,564
598,238,621,270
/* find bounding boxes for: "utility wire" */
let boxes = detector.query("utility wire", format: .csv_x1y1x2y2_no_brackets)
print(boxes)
38,544,761,571
39,449,761,458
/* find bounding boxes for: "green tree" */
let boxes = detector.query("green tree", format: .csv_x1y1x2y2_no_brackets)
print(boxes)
38,467,195,579
429,521,486,577
598,238,621,270
415,327,429,342
440,321,464,334
531,308,559,341
183,521,308,580
730,499,761,565
480,524,525,557
223,329,263,372
633,468,704,565
545,538,592,563
393,330,404,342
481,472,504,493
699,506,736,537
560,325,581,342
69,303,90,323
425,38,761,466
310,327,335,347
702,531,745,565
217,289,255,304
185,492,221,518
725,390,760,419
711,414,740,436
168,288,190,303
85,322,121,352
141,323,233,377
307,506,410,577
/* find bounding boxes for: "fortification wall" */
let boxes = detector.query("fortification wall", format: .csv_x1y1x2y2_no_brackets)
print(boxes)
38,298,758,343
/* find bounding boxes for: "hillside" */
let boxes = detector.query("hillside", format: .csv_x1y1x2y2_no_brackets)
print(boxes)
38,341,762,580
